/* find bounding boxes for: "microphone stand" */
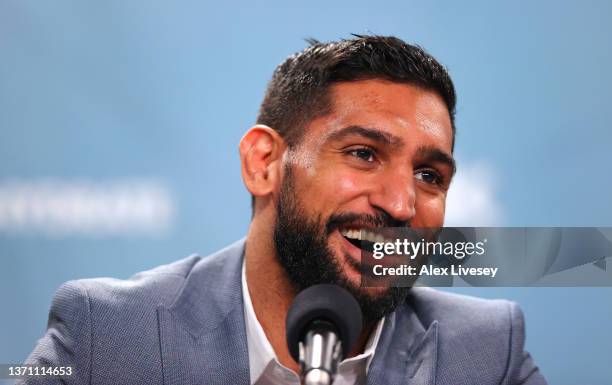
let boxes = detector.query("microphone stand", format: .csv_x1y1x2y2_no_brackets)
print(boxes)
299,320,342,385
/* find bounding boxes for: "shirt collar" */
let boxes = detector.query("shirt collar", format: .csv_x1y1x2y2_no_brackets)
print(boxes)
241,259,384,384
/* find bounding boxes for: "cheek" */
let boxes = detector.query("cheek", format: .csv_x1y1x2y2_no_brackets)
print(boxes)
414,193,446,227
302,169,366,202
331,172,377,203
337,175,360,194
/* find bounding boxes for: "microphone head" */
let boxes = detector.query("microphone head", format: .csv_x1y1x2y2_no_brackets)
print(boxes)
285,284,363,362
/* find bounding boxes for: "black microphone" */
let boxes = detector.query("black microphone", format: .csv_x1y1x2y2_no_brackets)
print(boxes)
285,284,363,385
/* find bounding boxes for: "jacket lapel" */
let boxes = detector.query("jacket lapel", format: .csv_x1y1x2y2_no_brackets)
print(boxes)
367,294,439,385
157,239,250,385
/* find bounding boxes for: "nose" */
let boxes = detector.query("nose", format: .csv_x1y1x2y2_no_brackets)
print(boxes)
368,171,416,224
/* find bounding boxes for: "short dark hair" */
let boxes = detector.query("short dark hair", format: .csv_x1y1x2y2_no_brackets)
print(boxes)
252,35,457,212
257,34,456,149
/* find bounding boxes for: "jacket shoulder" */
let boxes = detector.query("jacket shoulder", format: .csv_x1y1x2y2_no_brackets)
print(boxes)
61,239,244,329
409,287,517,331
22,255,206,384
70,254,202,313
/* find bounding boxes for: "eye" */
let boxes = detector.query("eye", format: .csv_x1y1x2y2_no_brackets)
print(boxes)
415,169,443,186
348,147,376,162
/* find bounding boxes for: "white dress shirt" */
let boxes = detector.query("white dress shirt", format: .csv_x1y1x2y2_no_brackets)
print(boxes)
242,261,384,385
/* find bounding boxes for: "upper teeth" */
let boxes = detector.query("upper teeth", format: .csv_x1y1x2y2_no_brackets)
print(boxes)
340,228,387,243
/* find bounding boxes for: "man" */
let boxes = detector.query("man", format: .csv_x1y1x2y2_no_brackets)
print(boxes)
22,35,547,384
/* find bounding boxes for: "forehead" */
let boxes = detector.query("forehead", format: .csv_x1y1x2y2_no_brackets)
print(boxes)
305,79,453,152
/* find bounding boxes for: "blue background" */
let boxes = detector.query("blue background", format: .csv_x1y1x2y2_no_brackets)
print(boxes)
1,1,611,384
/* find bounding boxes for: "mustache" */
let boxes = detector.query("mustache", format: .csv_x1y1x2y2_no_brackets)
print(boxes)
325,211,410,235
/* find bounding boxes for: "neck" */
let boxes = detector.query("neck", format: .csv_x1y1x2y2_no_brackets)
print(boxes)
244,213,374,373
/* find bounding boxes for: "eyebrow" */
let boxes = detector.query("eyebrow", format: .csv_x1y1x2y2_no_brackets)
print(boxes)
324,125,405,148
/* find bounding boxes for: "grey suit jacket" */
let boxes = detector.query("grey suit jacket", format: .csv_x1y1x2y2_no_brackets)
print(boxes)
21,239,547,385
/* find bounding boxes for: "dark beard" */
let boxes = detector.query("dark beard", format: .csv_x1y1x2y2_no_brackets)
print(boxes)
273,166,410,324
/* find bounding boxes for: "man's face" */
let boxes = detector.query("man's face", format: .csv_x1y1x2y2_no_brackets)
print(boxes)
273,79,455,322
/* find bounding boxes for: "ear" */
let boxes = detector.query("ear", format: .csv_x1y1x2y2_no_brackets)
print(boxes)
239,125,286,200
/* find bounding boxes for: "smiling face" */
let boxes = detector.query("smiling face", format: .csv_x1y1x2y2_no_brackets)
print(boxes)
272,79,455,321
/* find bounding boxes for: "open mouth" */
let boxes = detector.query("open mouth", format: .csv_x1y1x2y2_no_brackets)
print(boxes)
339,228,388,253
